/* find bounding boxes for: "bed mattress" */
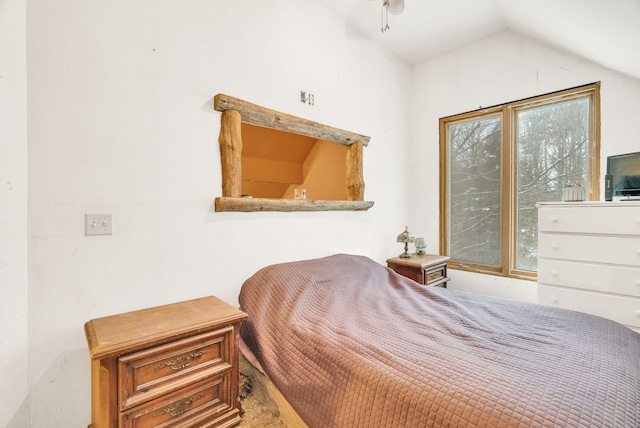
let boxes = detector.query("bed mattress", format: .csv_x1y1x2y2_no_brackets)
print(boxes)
239,254,640,427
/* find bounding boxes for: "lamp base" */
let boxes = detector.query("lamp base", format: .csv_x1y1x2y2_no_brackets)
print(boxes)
399,251,411,258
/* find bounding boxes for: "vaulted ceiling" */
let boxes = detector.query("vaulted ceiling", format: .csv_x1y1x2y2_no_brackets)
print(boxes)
313,0,640,80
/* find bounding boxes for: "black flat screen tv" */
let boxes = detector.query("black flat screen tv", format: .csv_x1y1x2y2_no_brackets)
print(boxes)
606,151,640,201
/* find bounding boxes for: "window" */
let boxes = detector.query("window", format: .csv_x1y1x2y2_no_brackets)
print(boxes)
440,83,600,279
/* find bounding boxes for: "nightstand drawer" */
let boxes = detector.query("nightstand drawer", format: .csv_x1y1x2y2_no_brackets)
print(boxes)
119,375,235,428
119,327,233,410
425,265,448,287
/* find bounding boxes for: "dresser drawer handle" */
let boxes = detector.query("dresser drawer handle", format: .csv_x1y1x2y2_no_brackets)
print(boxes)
155,393,205,418
552,216,559,223
550,296,558,303
551,243,559,250
156,350,206,371
551,270,558,276
635,310,640,317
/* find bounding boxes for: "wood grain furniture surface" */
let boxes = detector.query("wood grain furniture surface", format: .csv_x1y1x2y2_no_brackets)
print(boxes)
84,296,247,428
537,201,640,333
386,253,450,287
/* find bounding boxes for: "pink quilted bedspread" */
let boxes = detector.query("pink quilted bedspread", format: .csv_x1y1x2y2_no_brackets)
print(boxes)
238,254,640,428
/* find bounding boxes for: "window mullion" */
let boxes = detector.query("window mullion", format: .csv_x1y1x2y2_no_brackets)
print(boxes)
502,106,513,277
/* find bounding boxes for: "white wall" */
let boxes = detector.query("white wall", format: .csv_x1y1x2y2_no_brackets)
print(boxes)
409,30,640,302
0,0,29,426
12,4,640,426
24,0,411,426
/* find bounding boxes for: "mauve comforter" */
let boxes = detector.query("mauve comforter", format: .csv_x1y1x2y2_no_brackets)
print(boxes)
239,254,640,427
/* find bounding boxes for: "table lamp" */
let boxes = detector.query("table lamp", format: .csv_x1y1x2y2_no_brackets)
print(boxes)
396,226,415,258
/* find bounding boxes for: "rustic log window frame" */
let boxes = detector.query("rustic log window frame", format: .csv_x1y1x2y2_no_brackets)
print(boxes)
213,94,374,212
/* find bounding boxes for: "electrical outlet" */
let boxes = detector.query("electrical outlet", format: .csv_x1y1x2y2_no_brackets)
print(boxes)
85,214,112,235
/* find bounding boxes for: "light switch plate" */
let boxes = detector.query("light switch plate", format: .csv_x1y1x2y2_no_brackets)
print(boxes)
85,214,112,235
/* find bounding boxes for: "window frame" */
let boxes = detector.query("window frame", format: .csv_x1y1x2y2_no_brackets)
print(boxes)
439,82,601,280
213,93,374,212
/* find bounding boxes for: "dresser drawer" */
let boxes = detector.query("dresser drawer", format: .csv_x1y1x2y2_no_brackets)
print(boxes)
538,285,640,329
537,205,640,235
538,233,640,266
538,259,640,297
119,375,235,428
119,327,233,410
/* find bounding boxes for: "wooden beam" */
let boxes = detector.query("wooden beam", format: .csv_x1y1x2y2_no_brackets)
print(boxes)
219,110,243,197
214,94,370,147
346,141,364,201
215,197,374,212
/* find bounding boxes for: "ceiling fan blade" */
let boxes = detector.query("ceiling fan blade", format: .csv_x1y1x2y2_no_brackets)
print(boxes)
387,0,404,15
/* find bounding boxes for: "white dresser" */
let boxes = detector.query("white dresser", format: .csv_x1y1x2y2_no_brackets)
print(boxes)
537,202,640,333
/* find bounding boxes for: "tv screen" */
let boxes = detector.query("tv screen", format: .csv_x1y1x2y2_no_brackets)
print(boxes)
606,151,640,201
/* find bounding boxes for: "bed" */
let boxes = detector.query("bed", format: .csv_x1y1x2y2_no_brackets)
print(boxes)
238,254,640,427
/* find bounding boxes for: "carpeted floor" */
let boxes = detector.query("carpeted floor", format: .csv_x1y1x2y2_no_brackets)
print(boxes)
237,371,287,427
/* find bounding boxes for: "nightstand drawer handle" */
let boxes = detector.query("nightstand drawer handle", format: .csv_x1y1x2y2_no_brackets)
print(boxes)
156,350,206,371
155,393,205,418
551,243,559,250
635,310,640,317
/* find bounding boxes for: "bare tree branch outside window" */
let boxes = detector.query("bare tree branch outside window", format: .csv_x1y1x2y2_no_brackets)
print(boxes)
441,84,598,280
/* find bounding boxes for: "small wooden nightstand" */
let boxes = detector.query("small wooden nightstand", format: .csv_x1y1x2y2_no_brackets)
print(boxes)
386,254,450,287
84,296,247,428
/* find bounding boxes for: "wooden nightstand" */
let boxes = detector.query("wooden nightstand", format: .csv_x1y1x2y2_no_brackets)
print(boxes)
386,254,450,287
84,296,247,428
